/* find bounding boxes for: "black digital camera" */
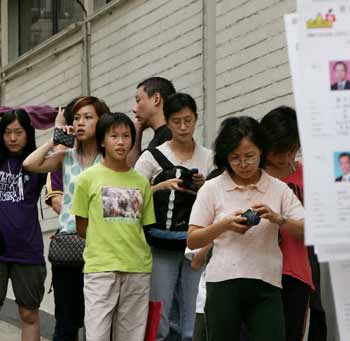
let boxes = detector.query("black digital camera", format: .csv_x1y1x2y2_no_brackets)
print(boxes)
179,168,199,191
241,208,261,226
53,127,75,148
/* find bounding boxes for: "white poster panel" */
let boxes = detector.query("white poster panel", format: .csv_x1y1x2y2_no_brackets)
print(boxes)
296,1,350,245
316,244,350,262
330,261,350,340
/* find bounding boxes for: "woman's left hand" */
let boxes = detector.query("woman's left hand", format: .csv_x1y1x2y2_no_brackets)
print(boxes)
252,203,282,224
192,173,205,189
55,106,66,128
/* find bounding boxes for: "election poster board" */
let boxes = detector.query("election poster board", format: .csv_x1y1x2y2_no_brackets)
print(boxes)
295,1,350,246
285,4,350,339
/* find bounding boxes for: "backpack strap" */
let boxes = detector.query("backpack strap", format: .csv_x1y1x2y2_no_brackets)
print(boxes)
147,148,174,170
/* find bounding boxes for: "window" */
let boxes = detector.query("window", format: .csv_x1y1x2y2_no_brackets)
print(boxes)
9,0,83,59
94,0,112,11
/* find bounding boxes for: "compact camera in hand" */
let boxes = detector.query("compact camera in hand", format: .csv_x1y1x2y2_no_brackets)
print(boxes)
179,168,199,191
53,128,75,148
241,208,261,226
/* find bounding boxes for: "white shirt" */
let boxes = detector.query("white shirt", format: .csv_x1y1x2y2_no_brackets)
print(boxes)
338,81,346,90
134,141,214,182
189,170,304,288
341,172,350,182
184,247,206,313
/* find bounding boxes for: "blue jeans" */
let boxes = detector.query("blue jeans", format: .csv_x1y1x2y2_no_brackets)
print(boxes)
150,247,202,341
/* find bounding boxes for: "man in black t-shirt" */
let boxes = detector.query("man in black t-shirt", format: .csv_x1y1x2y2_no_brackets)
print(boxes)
128,77,176,166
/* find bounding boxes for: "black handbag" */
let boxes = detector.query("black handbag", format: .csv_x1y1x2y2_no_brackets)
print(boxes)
48,231,85,267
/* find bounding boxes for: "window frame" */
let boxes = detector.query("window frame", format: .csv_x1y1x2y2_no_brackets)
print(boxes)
4,0,89,63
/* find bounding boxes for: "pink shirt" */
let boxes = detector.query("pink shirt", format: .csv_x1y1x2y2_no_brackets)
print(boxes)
281,162,315,291
189,170,304,288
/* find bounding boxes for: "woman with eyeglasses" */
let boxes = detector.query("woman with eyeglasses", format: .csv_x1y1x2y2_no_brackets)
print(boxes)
134,93,214,341
187,116,304,341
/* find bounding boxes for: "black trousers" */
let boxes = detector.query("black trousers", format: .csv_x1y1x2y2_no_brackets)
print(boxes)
193,313,206,341
307,247,327,341
205,279,285,341
282,275,310,341
52,265,85,341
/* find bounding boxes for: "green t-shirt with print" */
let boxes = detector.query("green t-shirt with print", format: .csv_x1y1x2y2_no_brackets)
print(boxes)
71,163,155,273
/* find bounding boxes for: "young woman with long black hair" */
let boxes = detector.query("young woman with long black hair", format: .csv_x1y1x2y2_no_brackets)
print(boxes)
0,109,47,341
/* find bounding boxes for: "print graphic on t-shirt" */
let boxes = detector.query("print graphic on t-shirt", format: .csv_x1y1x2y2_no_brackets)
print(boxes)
101,186,142,220
0,171,25,202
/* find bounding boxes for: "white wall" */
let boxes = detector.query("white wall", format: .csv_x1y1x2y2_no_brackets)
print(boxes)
216,0,296,124
90,0,204,140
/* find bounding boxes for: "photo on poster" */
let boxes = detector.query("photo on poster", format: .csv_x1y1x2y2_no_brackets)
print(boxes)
334,151,350,182
329,61,350,91
101,186,142,219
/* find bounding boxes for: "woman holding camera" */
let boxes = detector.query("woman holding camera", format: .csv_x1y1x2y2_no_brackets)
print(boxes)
134,93,213,341
23,96,109,341
187,116,304,341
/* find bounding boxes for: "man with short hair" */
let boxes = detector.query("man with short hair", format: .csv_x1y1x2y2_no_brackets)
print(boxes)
335,152,350,181
128,77,176,166
331,62,350,90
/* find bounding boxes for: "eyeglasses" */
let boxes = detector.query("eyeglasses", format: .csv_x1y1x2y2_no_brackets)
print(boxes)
229,155,259,166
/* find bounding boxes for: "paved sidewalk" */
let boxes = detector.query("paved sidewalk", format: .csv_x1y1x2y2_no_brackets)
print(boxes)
0,320,50,341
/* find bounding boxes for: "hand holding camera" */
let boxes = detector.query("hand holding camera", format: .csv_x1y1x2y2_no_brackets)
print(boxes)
53,106,75,147
179,168,199,191
251,204,282,225
240,208,261,226
192,170,205,189
220,211,251,234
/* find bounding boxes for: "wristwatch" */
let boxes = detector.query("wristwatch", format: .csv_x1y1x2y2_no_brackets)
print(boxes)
278,214,288,226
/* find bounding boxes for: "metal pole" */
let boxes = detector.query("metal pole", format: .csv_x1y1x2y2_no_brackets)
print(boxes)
75,0,91,96
202,0,216,148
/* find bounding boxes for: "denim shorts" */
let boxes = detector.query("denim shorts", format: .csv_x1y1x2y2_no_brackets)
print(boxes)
0,262,46,309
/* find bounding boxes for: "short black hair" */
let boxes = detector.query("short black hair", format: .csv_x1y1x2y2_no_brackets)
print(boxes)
137,77,176,102
96,113,136,157
260,106,300,153
163,93,198,121
214,116,267,172
0,109,36,163
338,152,350,161
334,61,347,72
